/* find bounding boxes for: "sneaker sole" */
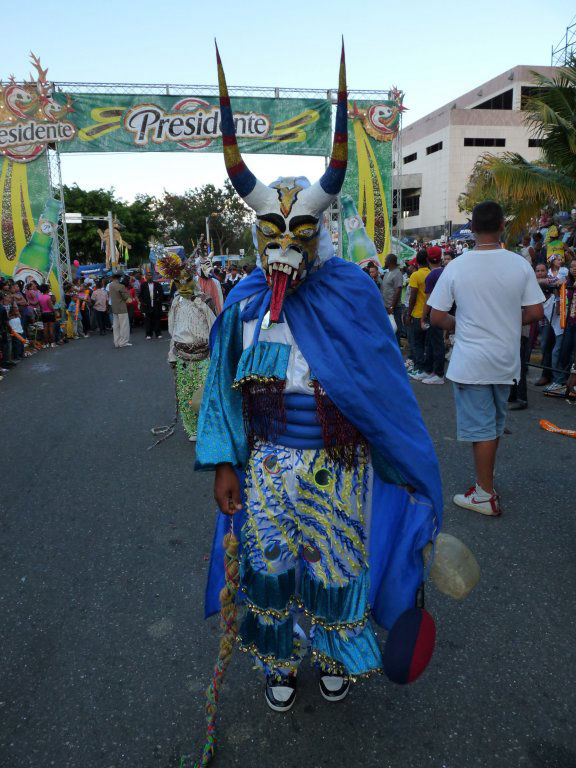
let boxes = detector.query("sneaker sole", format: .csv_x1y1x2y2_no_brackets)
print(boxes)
422,380,444,385
264,692,296,712
453,497,501,516
319,682,350,702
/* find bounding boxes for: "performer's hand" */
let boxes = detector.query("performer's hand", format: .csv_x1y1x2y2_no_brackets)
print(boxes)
214,463,242,515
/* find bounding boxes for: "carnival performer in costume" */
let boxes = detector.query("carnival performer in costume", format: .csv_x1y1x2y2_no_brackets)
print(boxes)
195,43,443,712
196,250,224,315
158,252,216,443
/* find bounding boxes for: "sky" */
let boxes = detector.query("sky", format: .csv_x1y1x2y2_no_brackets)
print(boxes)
2,0,573,202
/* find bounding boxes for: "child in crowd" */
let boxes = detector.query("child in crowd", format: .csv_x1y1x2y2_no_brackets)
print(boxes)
8,307,26,359
67,291,84,339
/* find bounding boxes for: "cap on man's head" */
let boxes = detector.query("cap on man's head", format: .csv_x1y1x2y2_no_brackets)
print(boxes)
426,246,442,263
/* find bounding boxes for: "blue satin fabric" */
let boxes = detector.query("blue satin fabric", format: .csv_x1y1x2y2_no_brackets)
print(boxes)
241,557,296,611
204,479,248,618
240,612,294,661
367,482,437,627
273,420,323,439
285,393,318,417
234,341,291,386
312,624,383,677
301,569,368,624
275,395,324,447
199,262,443,630
195,302,248,471
273,435,325,449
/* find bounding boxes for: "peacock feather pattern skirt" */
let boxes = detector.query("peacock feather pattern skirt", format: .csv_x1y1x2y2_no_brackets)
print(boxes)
237,440,383,679
175,357,210,439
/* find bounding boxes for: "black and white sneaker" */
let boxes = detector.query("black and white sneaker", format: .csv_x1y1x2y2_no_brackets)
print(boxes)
319,674,350,702
264,674,297,712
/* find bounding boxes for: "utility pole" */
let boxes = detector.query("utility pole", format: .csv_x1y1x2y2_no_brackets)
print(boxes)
108,211,117,270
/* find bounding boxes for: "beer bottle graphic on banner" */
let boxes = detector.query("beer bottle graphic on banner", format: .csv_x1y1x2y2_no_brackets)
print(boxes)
13,197,61,285
341,194,378,266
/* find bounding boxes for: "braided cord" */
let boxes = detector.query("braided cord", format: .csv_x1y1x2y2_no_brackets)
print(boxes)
194,521,240,767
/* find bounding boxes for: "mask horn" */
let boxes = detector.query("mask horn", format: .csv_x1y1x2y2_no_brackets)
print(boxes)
216,41,271,209
302,40,348,212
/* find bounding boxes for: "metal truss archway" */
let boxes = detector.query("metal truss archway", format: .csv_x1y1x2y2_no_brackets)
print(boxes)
49,80,399,277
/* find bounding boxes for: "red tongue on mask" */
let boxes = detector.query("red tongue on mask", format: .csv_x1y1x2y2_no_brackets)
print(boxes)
269,270,289,323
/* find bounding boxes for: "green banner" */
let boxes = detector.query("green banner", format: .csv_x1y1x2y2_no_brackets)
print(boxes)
342,94,404,261
1,155,50,272
56,94,332,156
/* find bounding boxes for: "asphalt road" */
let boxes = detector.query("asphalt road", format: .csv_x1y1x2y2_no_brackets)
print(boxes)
1,327,575,768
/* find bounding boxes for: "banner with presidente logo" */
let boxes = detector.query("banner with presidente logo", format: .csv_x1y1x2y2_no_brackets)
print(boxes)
1,55,66,298
343,91,405,261
55,94,332,157
1,52,402,290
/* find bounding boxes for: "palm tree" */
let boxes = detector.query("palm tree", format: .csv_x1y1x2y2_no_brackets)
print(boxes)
461,58,576,241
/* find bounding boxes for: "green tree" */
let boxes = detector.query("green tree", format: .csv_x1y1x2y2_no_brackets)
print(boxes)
153,180,255,257
63,185,158,266
460,59,576,242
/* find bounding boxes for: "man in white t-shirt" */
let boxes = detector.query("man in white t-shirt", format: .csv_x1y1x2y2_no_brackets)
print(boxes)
428,201,544,516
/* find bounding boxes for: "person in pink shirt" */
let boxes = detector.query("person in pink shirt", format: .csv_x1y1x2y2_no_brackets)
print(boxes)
37,284,55,347
25,280,41,313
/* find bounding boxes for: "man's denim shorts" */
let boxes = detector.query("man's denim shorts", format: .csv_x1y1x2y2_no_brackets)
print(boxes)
451,382,511,442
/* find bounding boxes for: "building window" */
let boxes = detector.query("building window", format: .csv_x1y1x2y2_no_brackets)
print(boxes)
521,86,545,110
528,138,544,147
463,138,506,147
473,89,513,110
403,152,417,164
426,142,443,155
402,194,420,217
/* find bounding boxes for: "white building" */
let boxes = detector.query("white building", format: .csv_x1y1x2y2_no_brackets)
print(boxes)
396,65,561,239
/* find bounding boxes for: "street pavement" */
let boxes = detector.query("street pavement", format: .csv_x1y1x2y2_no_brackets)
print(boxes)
1,328,575,768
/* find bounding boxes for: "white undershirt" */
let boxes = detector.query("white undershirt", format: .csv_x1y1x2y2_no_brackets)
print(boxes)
429,249,544,384
240,299,312,395
148,282,154,306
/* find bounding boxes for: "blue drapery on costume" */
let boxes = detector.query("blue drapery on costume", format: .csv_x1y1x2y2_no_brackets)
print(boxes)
197,258,443,630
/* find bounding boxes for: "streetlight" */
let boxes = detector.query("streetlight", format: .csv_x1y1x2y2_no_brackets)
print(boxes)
205,211,222,256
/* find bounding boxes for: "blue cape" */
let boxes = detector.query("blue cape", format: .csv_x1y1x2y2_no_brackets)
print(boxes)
204,259,442,629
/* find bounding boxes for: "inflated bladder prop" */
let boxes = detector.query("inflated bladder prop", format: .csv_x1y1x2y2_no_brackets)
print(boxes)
423,533,480,600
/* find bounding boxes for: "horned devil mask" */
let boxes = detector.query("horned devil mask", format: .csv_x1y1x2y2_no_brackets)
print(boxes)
216,41,348,322
199,254,213,279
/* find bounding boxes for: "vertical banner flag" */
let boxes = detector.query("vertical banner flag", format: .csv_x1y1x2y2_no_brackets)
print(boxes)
0,55,74,296
342,91,405,264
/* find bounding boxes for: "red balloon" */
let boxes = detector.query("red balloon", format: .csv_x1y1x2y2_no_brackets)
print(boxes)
73,260,80,266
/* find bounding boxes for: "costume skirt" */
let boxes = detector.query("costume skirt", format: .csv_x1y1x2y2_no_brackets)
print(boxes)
175,357,210,438
237,440,383,679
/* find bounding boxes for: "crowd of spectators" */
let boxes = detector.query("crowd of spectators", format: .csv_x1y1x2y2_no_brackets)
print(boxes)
0,261,259,381
212,262,255,297
0,272,144,378
5,213,575,398
364,207,576,402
